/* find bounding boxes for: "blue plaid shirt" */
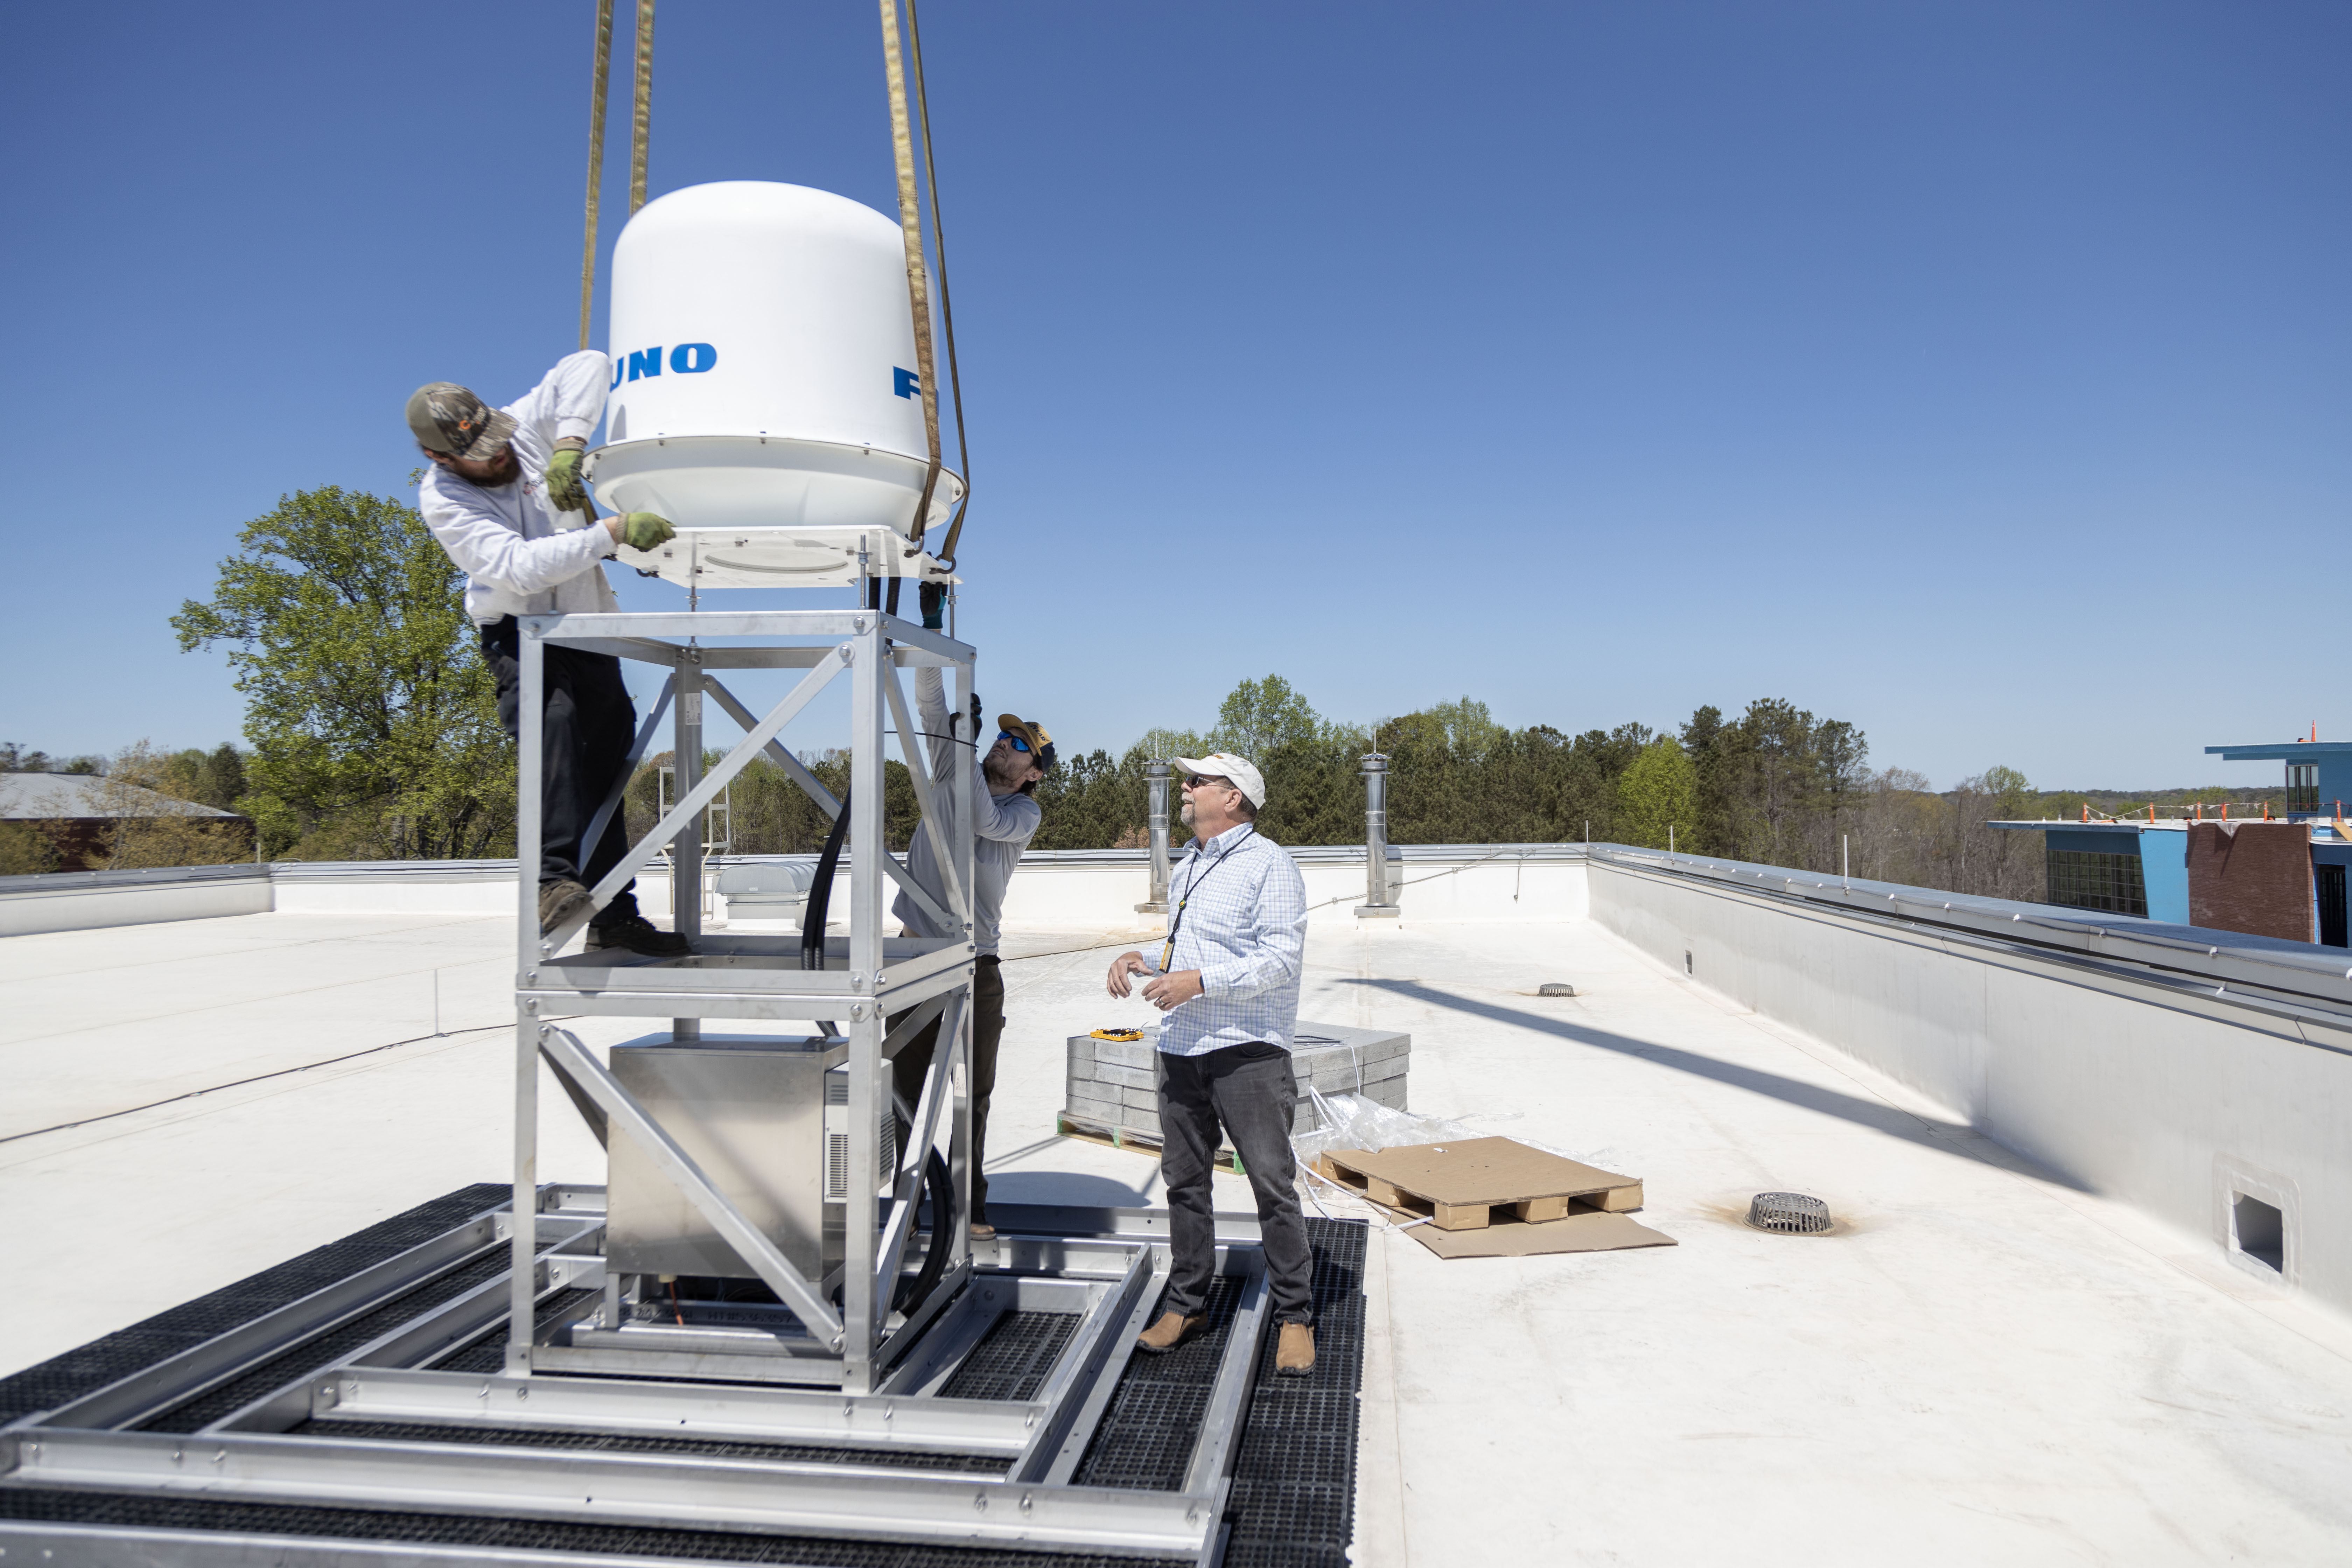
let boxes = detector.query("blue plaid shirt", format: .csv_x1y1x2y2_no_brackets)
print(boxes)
1154,822,1309,1057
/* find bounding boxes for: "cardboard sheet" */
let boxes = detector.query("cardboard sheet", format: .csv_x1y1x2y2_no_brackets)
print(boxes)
1404,1209,1676,1260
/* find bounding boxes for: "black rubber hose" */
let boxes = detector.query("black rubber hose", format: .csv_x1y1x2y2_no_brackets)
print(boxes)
802,800,851,1032
885,575,902,617
892,1148,957,1317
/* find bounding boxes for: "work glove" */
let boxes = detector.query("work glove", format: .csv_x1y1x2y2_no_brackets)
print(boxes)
919,580,947,631
545,444,590,513
618,511,676,551
969,692,983,741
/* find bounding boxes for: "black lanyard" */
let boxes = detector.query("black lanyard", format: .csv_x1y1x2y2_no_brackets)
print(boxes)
1160,827,1254,971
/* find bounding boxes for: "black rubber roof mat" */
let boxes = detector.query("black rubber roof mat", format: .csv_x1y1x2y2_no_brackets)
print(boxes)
0,1187,1367,1566
0,1182,507,1426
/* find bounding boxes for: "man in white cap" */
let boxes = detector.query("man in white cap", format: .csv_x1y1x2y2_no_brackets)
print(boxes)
1105,752,1315,1376
408,355,684,955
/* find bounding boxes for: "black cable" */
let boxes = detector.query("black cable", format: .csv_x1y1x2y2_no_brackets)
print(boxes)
894,1148,956,1317
802,798,852,1035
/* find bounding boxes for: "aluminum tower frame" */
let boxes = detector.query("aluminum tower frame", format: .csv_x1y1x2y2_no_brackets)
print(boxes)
509,607,978,1394
0,608,1283,1563
0,1189,1276,1564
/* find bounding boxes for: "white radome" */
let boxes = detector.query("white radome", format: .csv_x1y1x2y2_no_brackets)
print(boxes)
584,181,961,589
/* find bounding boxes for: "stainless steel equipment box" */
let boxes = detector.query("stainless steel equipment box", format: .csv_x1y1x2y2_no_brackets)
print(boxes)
608,1035,892,1282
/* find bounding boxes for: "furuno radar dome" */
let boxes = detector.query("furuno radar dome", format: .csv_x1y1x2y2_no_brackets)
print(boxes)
584,181,964,590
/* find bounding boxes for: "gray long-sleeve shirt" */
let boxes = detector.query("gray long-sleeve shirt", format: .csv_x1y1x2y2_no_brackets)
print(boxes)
892,667,1040,957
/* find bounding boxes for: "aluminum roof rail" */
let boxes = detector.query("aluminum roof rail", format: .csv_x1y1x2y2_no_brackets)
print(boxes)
1590,843,2352,1024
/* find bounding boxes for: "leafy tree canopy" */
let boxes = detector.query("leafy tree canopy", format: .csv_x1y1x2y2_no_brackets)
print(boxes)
1208,675,1325,758
172,485,514,860
1616,737,1698,850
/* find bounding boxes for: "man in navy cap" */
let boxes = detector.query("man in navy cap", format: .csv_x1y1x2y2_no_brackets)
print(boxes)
891,674,1055,1240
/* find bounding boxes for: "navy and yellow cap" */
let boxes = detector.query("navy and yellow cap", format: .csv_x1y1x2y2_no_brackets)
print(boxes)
997,714,1057,772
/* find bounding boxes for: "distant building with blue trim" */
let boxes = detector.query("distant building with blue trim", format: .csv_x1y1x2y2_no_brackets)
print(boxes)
1992,737,2352,949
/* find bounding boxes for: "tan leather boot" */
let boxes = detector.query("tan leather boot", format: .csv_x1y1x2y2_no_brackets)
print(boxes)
537,879,592,934
1275,1322,1315,1377
1136,1311,1203,1353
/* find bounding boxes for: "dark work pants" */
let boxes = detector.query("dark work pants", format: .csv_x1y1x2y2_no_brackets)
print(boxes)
892,954,1004,1222
480,617,640,922
1158,1044,1315,1325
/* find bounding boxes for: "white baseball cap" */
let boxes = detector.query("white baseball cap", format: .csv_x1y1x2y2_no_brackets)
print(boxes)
1173,752,1266,810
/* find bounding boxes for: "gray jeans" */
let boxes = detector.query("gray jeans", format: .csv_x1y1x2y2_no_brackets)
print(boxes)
1157,1043,1315,1325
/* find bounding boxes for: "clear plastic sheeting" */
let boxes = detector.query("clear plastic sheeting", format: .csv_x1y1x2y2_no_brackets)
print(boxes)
1293,1087,1483,1171
1293,1090,1486,1231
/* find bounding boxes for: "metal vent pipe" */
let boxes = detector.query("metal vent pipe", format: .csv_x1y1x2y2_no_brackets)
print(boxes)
1357,753,1398,917
1137,760,1171,914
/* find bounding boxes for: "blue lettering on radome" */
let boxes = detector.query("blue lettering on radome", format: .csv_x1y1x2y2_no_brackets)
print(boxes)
627,347,664,382
669,342,718,374
894,367,920,399
610,359,624,391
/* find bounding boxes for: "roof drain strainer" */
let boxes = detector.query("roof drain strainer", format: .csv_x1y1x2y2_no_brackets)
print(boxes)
1747,1192,1833,1234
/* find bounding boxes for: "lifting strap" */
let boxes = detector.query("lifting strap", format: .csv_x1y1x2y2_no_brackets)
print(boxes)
905,0,971,567
629,0,656,215
577,0,615,349
575,0,969,566
879,0,944,551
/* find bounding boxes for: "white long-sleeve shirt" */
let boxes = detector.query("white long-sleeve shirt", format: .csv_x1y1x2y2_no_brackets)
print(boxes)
892,667,1041,957
418,351,620,625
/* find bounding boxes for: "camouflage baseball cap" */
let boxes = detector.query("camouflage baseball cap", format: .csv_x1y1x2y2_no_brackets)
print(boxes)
405,382,518,462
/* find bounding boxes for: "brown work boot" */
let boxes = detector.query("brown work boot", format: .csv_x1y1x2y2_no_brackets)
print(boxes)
1136,1311,1203,1354
1275,1322,1315,1377
538,879,592,933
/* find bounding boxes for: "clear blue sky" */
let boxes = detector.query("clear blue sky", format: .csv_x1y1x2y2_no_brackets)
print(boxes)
3,1,2344,793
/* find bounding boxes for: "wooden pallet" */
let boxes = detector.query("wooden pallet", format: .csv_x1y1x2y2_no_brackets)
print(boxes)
1316,1136,1641,1231
1054,1112,1247,1176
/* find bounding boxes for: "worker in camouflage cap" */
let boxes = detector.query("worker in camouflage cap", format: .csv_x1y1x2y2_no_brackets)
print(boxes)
408,352,683,959
406,383,522,470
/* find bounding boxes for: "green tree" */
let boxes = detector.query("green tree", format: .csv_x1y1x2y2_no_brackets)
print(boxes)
1615,737,1698,850
632,749,922,857
0,745,105,775
1208,676,1324,759
0,822,60,875
1031,748,1152,850
92,740,253,869
1423,696,1505,760
1133,727,1209,767
172,485,514,860
1681,699,1869,864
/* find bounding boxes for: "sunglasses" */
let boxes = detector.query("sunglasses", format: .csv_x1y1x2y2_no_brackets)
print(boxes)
995,732,1033,755
1184,774,1232,790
